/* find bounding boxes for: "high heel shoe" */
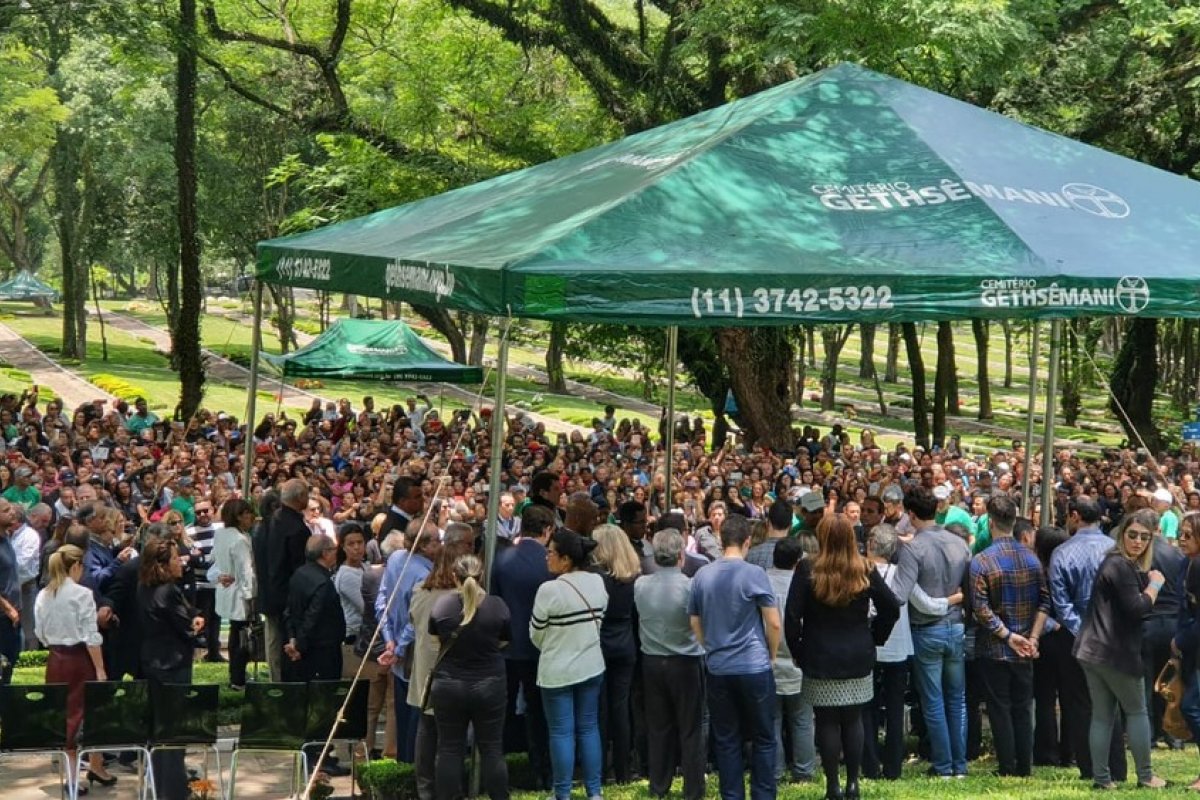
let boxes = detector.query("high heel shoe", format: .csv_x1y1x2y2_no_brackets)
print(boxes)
75,781,89,796
86,769,117,788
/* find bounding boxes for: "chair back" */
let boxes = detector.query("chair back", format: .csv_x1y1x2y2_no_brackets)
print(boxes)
0,684,69,751
239,683,307,750
305,679,369,742
151,683,219,746
80,681,152,748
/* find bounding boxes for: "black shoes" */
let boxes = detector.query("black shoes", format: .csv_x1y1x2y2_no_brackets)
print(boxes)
845,780,860,800
86,770,118,788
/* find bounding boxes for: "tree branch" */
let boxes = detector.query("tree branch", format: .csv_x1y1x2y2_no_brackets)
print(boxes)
198,52,291,118
201,2,325,60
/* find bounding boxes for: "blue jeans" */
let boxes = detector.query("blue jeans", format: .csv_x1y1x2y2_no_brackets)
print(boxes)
707,670,777,800
911,622,967,776
542,673,603,800
392,673,418,763
1183,669,1200,742
774,692,816,780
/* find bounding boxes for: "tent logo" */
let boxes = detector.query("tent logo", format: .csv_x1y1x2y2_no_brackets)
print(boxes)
347,345,409,356
1115,276,1150,314
1061,183,1130,219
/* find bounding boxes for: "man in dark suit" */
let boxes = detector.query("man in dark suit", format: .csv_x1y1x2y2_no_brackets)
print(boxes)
378,476,423,541
265,479,311,680
284,535,345,681
491,504,555,789
284,533,348,776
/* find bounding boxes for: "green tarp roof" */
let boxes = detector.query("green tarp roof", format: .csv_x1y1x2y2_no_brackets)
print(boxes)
264,318,483,383
257,62,1200,325
0,271,59,302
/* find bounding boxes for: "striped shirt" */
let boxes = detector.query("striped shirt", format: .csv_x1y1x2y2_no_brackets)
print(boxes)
970,537,1050,661
530,571,608,689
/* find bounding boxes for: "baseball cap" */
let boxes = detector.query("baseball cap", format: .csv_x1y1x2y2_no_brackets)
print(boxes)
1153,488,1173,503
933,485,951,501
882,486,904,504
799,492,825,513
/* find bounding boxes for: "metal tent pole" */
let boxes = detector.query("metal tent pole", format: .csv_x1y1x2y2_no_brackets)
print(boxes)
663,326,679,512
241,281,264,499
1039,319,1064,526
483,325,509,589
1020,322,1040,516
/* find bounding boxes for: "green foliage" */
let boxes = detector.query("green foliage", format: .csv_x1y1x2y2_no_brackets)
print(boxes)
91,372,150,400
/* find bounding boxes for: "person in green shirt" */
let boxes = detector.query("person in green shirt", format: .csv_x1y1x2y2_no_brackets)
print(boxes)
169,476,197,526
969,493,991,555
1,467,40,509
125,396,159,435
1153,488,1180,539
933,485,973,531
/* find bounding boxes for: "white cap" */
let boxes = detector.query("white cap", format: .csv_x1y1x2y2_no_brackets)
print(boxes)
1153,488,1173,504
933,485,951,501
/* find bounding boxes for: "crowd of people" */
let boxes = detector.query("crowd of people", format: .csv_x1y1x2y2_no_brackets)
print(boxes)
3,385,1200,800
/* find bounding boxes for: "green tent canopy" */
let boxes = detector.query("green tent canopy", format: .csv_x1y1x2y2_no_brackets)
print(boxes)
0,271,59,302
263,318,483,383
257,62,1200,325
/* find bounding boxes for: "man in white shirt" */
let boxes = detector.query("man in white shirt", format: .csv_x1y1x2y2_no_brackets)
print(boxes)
11,504,42,650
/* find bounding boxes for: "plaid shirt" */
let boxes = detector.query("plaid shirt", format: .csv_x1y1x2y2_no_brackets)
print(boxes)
970,537,1051,661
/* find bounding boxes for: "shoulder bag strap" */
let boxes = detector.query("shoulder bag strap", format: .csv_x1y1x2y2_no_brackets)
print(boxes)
421,617,468,711
561,575,602,628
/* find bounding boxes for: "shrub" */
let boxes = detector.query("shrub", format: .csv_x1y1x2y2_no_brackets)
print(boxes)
219,351,252,369
91,373,149,401
16,649,48,668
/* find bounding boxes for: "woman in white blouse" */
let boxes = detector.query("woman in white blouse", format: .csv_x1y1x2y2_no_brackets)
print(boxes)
34,543,111,793
211,499,257,690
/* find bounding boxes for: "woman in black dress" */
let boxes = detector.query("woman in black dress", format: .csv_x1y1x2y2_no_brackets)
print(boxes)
786,514,900,800
138,536,204,800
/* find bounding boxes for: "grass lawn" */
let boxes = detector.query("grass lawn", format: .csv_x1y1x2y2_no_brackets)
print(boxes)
0,307,309,417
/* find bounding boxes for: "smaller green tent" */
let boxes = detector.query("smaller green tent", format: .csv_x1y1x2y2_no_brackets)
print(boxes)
0,271,59,302
264,318,483,383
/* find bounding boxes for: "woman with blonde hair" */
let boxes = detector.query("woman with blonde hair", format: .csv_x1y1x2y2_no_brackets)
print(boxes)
785,515,900,800
34,544,111,794
591,524,641,783
428,554,512,800
1074,508,1167,790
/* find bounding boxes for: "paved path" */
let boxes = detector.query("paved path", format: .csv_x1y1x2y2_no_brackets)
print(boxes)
0,322,114,409
113,310,577,435
2,743,360,799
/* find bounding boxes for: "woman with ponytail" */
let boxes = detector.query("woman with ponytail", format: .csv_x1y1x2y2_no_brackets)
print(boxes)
428,553,512,800
34,543,111,794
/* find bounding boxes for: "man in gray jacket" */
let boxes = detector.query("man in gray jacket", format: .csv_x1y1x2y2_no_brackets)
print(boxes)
892,486,971,778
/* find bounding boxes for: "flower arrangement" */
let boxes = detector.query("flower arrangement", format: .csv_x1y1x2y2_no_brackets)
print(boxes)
187,778,218,800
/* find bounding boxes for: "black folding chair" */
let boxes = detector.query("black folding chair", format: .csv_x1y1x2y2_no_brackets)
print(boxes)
0,684,74,800
149,683,222,799
78,681,156,800
304,680,370,797
230,682,309,798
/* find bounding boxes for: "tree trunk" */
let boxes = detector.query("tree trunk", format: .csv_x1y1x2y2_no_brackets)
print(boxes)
174,0,205,419
1109,317,1162,453
859,322,876,379
902,322,930,450
947,329,961,417
820,325,853,412
1001,319,1014,388
972,319,993,420
468,314,489,367
1061,319,1083,427
718,327,794,450
932,321,954,448
267,283,297,353
546,321,568,393
884,323,900,383
411,304,467,363
51,131,88,360
805,325,816,367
